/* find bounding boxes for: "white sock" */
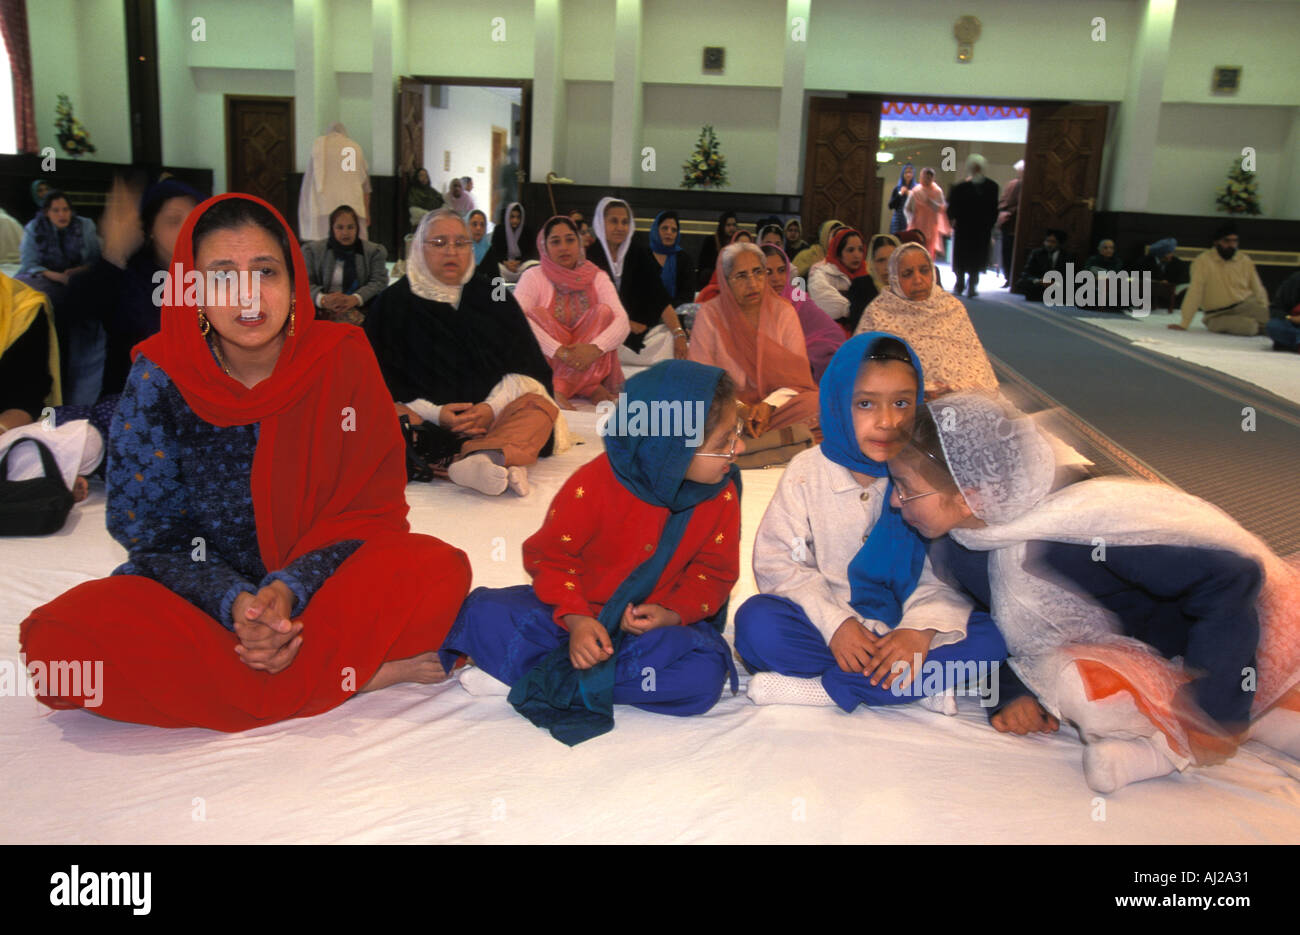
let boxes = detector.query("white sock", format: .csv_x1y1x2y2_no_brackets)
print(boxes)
747,672,835,707
918,687,958,717
1249,706,1300,758
460,666,511,697
448,453,508,496
506,466,530,497
1082,737,1177,794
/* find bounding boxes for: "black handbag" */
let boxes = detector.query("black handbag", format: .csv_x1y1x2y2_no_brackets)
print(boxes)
399,416,462,483
0,437,75,536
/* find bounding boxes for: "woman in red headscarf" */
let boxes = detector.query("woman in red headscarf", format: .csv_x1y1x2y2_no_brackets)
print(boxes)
807,227,870,328
513,215,629,409
19,194,472,731
688,242,819,450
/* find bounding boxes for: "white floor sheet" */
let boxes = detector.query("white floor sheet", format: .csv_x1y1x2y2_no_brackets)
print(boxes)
3,411,1299,843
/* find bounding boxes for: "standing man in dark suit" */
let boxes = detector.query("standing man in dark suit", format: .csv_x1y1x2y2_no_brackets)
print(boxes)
946,154,1000,298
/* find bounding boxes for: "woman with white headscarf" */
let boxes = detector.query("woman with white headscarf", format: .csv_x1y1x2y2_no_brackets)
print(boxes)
888,392,1300,793
364,209,562,497
854,242,997,396
587,196,687,366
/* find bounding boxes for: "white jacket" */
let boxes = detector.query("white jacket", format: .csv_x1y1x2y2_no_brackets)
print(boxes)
807,261,851,321
753,446,974,646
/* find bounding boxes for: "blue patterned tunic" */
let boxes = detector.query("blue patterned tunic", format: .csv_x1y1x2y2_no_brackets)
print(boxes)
107,355,360,629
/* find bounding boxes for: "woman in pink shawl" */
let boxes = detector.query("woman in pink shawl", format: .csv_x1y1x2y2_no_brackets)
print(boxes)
514,216,629,408
689,242,819,437
760,243,843,382
904,167,950,261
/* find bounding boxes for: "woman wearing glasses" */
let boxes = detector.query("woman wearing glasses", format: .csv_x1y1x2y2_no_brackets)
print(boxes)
688,242,819,466
363,208,560,497
733,334,1005,711
438,360,745,743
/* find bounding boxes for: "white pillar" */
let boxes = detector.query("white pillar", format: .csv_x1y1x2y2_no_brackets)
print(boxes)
371,0,407,176
531,0,564,180
1107,0,1176,212
609,0,643,186
292,0,318,172
776,0,810,194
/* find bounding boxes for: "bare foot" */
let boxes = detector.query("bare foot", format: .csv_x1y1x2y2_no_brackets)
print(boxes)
73,476,90,502
555,392,576,411
358,651,448,692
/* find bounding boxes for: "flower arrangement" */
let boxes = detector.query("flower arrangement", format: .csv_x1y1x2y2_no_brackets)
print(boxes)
682,125,728,189
1215,157,1260,215
55,94,96,156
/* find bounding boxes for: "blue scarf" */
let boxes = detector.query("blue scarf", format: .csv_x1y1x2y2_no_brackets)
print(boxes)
818,332,927,626
469,212,491,265
649,210,682,298
509,360,741,745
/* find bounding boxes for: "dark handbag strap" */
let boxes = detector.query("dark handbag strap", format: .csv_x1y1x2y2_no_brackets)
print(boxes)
0,437,64,484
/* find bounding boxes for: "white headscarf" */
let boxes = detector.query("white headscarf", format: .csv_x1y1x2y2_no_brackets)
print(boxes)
504,201,525,259
853,244,999,393
592,196,634,285
927,392,1056,525
407,209,476,305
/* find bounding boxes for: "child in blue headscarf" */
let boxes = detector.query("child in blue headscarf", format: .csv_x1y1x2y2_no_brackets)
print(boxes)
734,332,1006,711
439,360,744,745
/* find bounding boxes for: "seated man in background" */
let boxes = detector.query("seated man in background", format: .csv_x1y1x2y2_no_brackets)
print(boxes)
1136,238,1190,313
1016,229,1073,303
1168,223,1268,335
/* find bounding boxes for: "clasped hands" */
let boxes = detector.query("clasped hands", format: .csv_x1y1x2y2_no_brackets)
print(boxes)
563,604,681,669
318,292,361,314
393,401,493,438
829,617,937,691
232,580,302,674
557,343,604,371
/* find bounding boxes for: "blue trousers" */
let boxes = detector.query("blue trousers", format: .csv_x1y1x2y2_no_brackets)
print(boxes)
440,585,736,716
734,594,1007,712
1266,317,1300,351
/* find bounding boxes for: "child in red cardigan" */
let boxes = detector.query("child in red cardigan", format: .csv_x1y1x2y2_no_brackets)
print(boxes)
439,361,743,725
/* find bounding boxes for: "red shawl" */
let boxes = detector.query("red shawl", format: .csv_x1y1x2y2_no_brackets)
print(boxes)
827,227,870,280
692,246,817,406
132,193,409,571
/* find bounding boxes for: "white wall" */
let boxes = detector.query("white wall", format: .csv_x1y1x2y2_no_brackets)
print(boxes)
638,85,782,192
563,81,614,187
1147,103,1290,217
30,0,132,165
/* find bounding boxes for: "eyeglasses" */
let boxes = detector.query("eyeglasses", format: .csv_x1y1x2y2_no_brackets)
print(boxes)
727,269,766,285
425,237,473,251
895,486,938,504
696,421,745,459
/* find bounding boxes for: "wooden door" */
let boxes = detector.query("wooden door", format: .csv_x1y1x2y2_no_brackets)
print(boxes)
396,77,425,231
491,126,507,223
225,96,294,221
1012,103,1108,285
802,97,880,236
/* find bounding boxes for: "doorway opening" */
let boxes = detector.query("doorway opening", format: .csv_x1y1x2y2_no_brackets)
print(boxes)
877,101,1027,292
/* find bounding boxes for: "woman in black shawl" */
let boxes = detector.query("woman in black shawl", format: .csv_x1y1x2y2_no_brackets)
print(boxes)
364,208,560,497
696,211,738,290
587,197,689,365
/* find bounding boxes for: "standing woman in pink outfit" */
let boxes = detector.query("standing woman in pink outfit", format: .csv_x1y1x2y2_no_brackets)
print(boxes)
905,167,950,262
514,216,629,409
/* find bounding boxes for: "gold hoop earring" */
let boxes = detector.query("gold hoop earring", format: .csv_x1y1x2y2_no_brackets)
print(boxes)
198,311,211,336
